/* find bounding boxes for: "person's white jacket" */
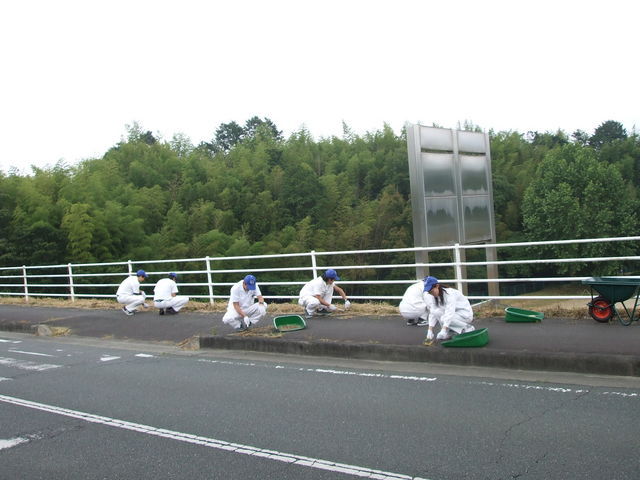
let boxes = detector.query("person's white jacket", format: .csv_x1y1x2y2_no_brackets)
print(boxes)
427,287,473,334
398,281,429,321
153,278,189,312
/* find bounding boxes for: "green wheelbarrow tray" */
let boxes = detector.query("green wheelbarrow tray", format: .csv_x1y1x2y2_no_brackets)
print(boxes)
505,307,544,322
581,277,640,303
441,328,489,348
273,315,307,332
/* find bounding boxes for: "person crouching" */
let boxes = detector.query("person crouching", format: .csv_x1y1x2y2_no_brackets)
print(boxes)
222,275,268,331
153,272,189,315
424,276,474,341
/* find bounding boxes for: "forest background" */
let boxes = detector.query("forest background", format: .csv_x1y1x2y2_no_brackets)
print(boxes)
1,118,639,298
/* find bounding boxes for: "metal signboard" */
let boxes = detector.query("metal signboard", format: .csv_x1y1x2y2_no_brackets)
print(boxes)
406,124,496,247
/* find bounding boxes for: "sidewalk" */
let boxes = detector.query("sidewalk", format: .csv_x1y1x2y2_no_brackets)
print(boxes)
0,304,638,377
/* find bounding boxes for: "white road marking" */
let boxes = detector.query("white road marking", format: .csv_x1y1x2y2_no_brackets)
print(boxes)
475,381,589,394
0,436,28,450
474,381,639,398
0,377,12,382
0,356,61,371
197,359,640,398
0,339,21,344
100,356,120,362
198,359,437,382
8,349,55,357
135,353,154,358
602,391,639,398
0,394,430,480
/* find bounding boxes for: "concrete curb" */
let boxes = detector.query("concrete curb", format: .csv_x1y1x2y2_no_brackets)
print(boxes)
199,336,640,377
0,322,37,334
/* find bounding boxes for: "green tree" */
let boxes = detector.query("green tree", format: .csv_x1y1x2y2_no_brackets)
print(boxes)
522,144,639,274
244,116,283,142
589,120,627,149
210,121,244,153
61,203,95,262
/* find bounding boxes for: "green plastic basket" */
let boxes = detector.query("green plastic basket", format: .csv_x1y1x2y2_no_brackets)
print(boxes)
273,315,307,332
504,307,544,323
441,328,489,348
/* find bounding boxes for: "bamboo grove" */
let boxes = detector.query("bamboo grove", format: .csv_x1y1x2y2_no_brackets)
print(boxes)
1,118,639,291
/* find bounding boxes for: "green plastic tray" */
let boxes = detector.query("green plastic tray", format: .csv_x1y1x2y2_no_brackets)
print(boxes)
505,307,544,322
441,328,489,348
273,315,307,332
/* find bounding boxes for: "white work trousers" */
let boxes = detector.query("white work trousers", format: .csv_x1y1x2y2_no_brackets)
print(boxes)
298,293,332,316
398,302,429,322
154,296,189,312
432,312,473,334
117,292,146,312
222,302,267,329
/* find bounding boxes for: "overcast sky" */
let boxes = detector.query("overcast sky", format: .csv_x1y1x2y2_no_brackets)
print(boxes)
1,0,638,174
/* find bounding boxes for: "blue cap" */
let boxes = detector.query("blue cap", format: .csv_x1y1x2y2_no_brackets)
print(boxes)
244,274,257,290
325,269,340,281
423,276,438,292
136,269,148,278
168,272,177,279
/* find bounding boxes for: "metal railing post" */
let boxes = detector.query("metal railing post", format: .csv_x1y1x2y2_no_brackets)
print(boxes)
453,244,464,291
22,266,29,303
127,260,133,275
68,263,75,302
310,250,318,279
205,256,214,305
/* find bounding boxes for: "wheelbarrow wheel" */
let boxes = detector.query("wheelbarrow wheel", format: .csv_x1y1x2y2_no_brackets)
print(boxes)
588,296,613,323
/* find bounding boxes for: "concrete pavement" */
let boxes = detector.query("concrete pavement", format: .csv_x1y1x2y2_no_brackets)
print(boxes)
0,304,638,377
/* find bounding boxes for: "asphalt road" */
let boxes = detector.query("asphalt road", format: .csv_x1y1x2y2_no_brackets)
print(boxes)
1,333,639,480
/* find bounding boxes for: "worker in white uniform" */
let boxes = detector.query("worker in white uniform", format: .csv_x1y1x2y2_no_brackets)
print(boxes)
399,279,430,326
116,269,149,315
423,276,474,342
298,269,350,318
222,275,268,331
153,272,189,315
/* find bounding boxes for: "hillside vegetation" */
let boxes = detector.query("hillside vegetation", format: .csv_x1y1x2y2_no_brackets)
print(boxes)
1,119,638,289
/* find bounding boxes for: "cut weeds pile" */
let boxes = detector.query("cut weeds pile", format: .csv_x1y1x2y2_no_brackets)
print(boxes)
0,287,592,320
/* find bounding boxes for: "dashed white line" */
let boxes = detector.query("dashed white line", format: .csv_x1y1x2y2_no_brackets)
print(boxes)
135,353,154,358
0,356,61,371
198,359,437,382
475,381,589,394
0,437,28,450
0,377,12,382
602,391,639,398
100,356,120,362
0,394,430,480
197,360,639,398
474,381,640,398
8,349,55,357
0,339,21,344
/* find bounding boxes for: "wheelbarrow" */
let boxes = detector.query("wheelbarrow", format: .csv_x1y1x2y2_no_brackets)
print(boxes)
581,277,640,326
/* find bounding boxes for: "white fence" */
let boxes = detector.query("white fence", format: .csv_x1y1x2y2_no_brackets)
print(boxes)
0,236,639,304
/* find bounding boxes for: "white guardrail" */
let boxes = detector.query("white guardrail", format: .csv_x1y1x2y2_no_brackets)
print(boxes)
0,236,639,304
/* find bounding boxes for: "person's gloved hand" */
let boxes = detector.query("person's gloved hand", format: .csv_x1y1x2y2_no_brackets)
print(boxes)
328,304,337,312
243,316,250,327
426,330,434,341
344,300,351,310
436,329,450,340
